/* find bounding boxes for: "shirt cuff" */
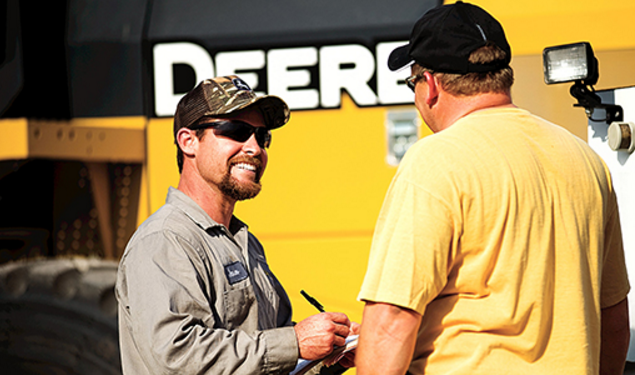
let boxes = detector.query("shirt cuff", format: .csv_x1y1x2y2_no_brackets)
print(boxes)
261,326,299,374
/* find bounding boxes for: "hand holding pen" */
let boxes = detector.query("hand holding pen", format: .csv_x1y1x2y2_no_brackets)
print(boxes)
296,290,360,367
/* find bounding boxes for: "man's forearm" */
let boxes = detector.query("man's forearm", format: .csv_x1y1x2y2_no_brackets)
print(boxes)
356,302,422,375
600,297,630,375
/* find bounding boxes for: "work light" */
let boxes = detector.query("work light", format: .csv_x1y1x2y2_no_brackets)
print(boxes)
543,42,598,85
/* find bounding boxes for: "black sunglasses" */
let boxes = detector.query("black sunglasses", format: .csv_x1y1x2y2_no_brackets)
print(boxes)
405,74,424,92
189,120,272,149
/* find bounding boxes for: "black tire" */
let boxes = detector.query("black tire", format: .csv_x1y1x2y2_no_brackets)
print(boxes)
0,257,121,375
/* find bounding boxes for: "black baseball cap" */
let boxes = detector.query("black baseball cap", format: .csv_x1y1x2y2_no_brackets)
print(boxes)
388,1,511,74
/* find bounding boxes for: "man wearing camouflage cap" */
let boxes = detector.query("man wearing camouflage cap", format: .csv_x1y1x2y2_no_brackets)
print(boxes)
356,2,629,375
116,76,357,375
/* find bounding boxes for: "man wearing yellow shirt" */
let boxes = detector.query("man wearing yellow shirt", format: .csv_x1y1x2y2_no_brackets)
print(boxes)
356,2,630,374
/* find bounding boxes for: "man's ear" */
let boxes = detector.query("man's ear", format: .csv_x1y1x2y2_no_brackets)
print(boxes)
176,128,198,157
423,71,439,106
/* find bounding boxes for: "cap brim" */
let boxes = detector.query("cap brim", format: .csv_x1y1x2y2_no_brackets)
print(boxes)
388,44,413,71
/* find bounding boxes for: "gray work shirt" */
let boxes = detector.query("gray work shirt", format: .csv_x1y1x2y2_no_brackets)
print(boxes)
116,187,299,375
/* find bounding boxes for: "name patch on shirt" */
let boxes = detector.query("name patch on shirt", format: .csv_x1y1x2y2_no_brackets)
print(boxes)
224,261,249,285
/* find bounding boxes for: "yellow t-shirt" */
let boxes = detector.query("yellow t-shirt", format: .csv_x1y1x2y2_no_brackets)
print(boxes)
358,107,629,374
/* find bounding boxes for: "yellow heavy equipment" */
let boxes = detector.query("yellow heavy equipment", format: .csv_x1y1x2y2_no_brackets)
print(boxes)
1,0,634,373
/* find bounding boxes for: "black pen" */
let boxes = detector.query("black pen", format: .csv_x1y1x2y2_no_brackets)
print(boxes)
301,290,325,313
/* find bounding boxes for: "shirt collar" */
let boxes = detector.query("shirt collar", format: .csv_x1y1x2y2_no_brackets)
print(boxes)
166,187,249,236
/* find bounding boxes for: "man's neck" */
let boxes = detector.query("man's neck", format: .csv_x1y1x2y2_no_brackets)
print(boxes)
177,170,236,228
436,91,514,132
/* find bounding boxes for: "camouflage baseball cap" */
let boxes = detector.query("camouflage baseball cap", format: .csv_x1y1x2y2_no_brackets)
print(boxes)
173,75,290,135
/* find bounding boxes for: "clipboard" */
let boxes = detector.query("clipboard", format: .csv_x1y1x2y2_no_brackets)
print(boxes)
290,335,358,375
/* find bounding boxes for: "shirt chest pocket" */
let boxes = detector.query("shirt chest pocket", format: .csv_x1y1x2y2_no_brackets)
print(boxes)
221,262,258,331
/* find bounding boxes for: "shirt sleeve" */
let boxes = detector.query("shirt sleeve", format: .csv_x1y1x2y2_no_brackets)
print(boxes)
116,230,299,375
358,163,456,315
600,190,630,309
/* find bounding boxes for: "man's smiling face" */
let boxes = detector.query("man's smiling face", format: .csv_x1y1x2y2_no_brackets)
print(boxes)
195,107,269,202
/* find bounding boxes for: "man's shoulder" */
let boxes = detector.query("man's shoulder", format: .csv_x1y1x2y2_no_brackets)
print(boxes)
125,202,198,250
139,202,187,231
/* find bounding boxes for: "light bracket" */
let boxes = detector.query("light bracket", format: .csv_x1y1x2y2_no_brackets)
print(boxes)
543,42,622,124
